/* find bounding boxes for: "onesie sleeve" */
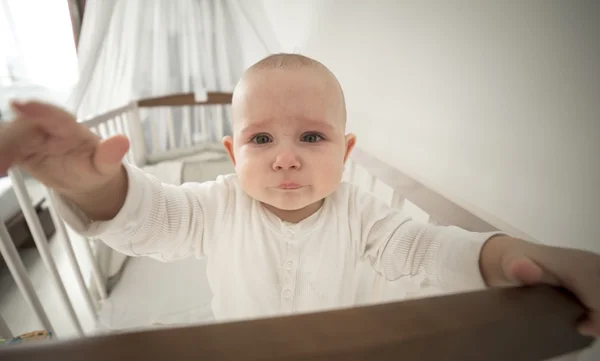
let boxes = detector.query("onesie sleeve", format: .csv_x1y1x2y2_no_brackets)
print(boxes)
351,186,504,292
51,162,232,262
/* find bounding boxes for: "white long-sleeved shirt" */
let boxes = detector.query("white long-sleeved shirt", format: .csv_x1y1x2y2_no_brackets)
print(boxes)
53,163,501,322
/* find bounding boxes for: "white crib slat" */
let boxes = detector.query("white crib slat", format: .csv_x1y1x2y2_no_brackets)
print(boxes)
166,108,176,150
116,113,131,163
194,105,202,141
106,118,117,137
114,115,124,135
98,122,109,139
0,312,12,339
82,237,108,301
215,105,224,141
44,189,97,317
391,190,406,209
0,218,55,335
224,106,233,137
200,106,208,141
348,161,357,183
117,114,133,164
150,114,160,155
182,106,192,148
178,107,185,148
114,115,133,164
368,175,377,193
8,169,84,336
127,105,147,167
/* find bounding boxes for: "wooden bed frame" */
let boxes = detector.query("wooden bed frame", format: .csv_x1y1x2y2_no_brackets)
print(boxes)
0,92,595,360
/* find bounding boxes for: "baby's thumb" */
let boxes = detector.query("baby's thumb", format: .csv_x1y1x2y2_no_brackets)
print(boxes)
93,135,130,176
502,255,559,286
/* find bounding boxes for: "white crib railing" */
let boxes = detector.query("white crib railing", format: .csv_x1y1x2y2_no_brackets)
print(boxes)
0,167,94,338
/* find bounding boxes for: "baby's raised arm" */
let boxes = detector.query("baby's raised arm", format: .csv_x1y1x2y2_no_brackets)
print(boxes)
0,100,222,261
350,186,502,292
0,101,130,220
52,164,228,261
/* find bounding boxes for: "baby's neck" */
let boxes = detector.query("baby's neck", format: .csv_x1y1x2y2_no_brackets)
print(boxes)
262,199,324,223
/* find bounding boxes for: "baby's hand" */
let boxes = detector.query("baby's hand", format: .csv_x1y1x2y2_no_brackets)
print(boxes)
480,236,600,338
0,100,130,220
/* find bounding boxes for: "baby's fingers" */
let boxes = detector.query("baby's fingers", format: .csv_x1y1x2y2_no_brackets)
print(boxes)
578,311,600,338
0,120,36,174
11,100,78,137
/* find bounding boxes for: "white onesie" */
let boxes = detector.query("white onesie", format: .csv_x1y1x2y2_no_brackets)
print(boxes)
53,163,501,322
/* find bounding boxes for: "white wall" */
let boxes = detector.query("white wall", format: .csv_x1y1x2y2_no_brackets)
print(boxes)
259,0,320,53
291,0,600,255
264,1,599,359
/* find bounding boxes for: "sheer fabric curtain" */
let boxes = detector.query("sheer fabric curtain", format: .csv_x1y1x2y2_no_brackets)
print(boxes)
69,0,281,151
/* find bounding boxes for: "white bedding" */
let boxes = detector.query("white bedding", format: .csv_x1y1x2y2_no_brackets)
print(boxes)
142,161,183,185
95,256,215,333
95,153,234,332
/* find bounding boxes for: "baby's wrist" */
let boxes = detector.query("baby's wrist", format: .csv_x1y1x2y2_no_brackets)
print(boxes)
63,166,128,221
479,235,528,286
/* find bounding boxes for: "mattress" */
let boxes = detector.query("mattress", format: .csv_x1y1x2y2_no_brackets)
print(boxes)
95,256,215,333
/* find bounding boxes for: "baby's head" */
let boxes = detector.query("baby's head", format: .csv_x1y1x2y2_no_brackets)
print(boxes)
223,54,356,218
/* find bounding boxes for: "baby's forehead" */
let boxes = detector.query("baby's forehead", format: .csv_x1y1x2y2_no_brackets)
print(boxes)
233,67,345,128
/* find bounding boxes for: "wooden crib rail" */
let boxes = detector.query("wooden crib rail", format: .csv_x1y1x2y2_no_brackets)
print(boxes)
137,92,233,107
0,285,593,361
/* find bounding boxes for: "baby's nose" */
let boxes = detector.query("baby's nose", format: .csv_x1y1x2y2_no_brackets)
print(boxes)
273,151,301,171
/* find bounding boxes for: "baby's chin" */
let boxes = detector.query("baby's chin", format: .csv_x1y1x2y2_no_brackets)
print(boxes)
263,196,313,211
260,191,323,212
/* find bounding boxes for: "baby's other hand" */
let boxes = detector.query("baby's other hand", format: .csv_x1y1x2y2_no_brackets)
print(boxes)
481,236,600,338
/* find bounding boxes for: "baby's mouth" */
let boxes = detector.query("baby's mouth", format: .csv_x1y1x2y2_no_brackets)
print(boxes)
277,182,303,190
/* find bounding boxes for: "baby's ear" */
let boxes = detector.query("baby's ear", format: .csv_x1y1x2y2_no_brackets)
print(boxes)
222,136,236,166
343,133,357,164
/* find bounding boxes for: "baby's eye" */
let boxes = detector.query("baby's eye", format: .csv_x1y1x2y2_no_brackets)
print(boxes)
251,134,272,144
301,133,324,143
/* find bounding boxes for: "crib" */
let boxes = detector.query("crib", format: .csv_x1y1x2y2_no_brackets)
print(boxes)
0,93,594,360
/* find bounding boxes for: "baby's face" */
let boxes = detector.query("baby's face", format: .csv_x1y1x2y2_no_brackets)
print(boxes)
224,67,355,213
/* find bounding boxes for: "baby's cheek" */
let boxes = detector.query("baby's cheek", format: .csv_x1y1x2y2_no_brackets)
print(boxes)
314,156,344,183
235,157,267,188
236,152,265,171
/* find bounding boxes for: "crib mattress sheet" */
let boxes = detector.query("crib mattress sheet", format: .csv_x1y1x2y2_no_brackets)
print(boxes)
96,255,215,333
95,153,233,332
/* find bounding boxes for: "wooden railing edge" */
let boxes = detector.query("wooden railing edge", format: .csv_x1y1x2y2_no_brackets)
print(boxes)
136,92,233,107
0,285,593,361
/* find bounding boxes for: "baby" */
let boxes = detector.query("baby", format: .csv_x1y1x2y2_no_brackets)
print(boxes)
0,54,598,336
